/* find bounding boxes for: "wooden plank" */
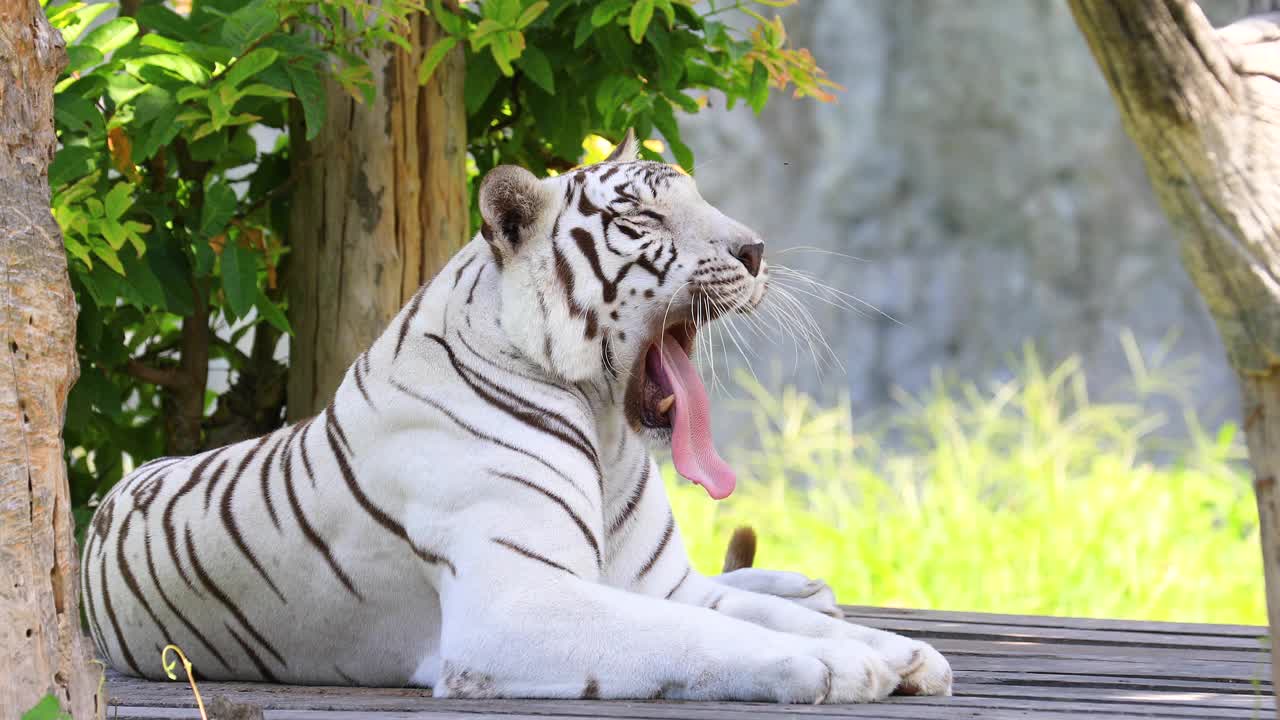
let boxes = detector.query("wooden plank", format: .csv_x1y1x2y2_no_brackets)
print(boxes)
104,674,1271,719
103,699,1268,720
101,604,1276,719
931,638,1274,665
848,617,1268,651
959,670,1272,694
947,655,1271,684
841,606,1267,639
103,706,1167,720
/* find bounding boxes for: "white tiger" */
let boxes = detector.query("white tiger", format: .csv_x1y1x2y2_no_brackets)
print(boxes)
82,132,952,703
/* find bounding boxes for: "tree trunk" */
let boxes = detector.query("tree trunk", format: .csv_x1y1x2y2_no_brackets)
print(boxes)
0,2,103,718
287,4,467,420
1067,0,1280,703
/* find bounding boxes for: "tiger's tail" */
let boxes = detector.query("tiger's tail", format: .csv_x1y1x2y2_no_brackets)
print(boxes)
721,525,757,573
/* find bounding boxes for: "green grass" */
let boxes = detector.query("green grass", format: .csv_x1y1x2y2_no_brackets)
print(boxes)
666,344,1265,625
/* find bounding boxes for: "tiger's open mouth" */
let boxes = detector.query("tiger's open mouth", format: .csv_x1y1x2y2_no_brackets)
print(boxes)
628,318,736,499
638,322,694,430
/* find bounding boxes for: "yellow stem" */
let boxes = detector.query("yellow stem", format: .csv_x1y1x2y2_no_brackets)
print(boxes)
161,644,208,720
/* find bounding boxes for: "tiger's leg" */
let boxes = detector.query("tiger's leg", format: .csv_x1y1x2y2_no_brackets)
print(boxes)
711,527,842,618
674,574,952,697
713,568,843,618
609,469,950,698
426,539,897,703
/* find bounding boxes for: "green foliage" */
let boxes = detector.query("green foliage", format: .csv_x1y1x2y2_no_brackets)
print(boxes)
670,350,1263,624
47,0,425,523
451,0,840,185
21,696,71,720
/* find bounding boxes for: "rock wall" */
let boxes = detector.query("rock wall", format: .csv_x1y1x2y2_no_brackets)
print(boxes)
681,0,1254,438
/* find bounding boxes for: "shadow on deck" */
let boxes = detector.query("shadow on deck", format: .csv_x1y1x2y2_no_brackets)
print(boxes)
103,606,1274,719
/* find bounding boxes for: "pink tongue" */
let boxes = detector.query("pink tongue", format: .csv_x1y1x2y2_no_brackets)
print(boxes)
658,335,737,499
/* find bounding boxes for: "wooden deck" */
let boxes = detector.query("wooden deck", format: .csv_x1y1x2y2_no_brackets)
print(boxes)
104,606,1274,719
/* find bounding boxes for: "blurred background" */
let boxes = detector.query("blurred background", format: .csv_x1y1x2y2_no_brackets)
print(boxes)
669,0,1264,624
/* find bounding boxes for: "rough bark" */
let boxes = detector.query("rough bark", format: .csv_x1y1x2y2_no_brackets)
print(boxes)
0,1,103,718
287,4,467,419
1068,0,1280,703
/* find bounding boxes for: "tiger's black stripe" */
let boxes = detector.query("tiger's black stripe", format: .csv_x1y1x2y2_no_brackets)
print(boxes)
99,548,143,675
200,458,232,513
326,404,353,455
394,287,427,358
352,354,376,409
608,459,650,537
389,380,591,504
492,537,576,576
184,525,286,667
466,264,485,304
225,623,280,683
220,435,287,604
425,333,601,479
142,523,232,670
114,511,171,656
492,470,600,567
635,512,675,581
324,413,457,575
258,432,289,532
162,446,232,593
281,421,363,600
665,567,691,600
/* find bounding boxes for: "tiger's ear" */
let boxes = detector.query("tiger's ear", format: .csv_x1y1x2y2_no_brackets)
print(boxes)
478,165,553,257
604,128,639,163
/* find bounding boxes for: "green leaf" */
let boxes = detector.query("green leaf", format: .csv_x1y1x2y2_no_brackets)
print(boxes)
82,17,137,56
430,0,464,35
464,51,501,114
65,45,103,74
573,12,595,48
119,246,166,309
653,99,693,170
749,60,769,114
629,0,654,44
124,54,210,85
220,241,258,320
518,46,554,94
50,146,95,188
590,0,631,28
488,0,521,25
238,83,294,99
285,63,326,141
139,34,184,54
103,182,133,221
54,93,101,132
145,236,195,315
223,48,278,89
221,3,279,54
199,181,237,240
136,4,193,40
256,289,291,334
88,236,125,275
418,36,458,85
56,3,112,43
21,694,69,720
516,1,549,29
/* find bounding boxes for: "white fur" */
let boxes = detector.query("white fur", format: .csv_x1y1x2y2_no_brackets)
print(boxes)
82,152,951,703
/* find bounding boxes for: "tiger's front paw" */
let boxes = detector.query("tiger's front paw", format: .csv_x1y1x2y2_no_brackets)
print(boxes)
872,634,952,697
747,640,895,704
713,568,843,618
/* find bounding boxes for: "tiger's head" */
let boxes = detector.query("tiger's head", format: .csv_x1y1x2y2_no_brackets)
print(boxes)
477,131,767,499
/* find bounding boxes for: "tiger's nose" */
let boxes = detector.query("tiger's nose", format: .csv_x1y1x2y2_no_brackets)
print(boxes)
733,242,764,277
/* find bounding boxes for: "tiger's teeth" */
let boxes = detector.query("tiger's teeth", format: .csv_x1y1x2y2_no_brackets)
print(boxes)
657,395,675,414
